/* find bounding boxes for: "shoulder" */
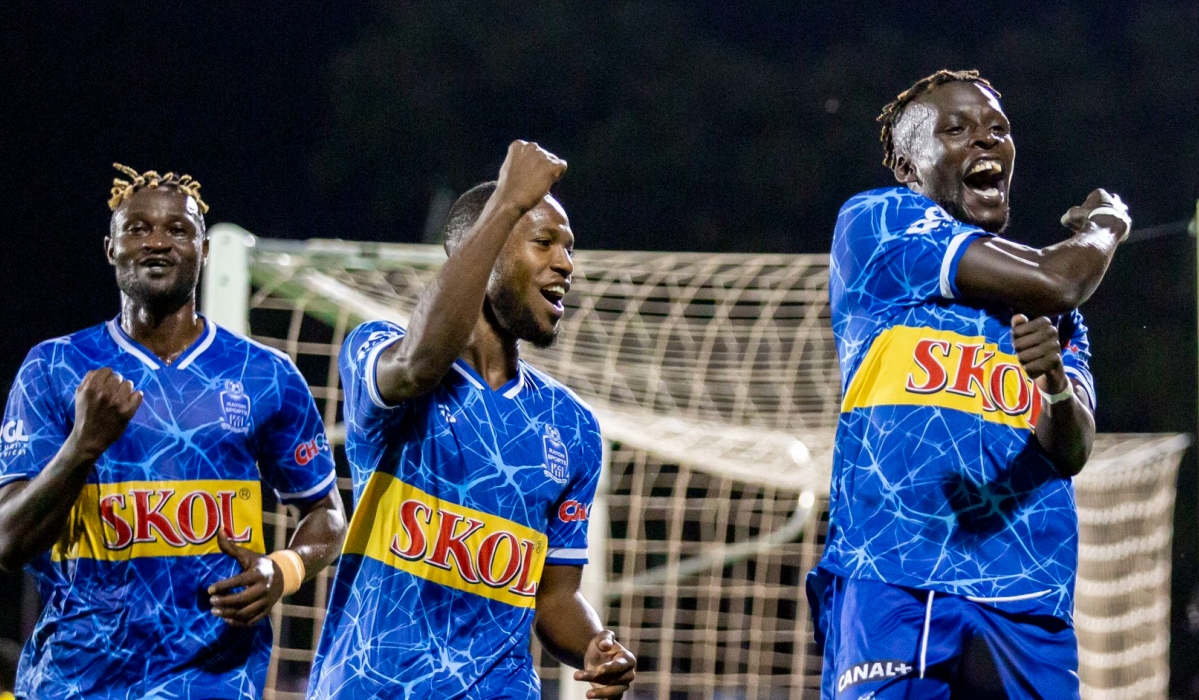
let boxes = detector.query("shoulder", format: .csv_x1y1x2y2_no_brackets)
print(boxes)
23,322,108,369
840,187,979,238
211,322,295,369
344,320,407,360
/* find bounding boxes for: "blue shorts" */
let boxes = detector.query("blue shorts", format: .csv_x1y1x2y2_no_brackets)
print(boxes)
811,575,1079,700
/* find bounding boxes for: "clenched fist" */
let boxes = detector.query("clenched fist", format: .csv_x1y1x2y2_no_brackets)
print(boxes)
494,140,568,214
72,367,142,459
1010,315,1069,396
1059,188,1131,241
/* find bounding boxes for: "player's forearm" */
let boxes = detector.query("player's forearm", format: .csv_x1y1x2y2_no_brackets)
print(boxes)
286,491,347,579
958,223,1121,317
0,436,99,571
534,589,605,669
377,198,526,402
1035,381,1095,478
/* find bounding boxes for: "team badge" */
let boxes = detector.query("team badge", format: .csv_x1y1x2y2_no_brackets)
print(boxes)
219,380,252,433
542,424,569,484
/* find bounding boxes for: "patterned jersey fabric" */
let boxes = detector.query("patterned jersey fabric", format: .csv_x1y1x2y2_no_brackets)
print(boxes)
814,187,1095,621
0,317,336,700
307,320,603,700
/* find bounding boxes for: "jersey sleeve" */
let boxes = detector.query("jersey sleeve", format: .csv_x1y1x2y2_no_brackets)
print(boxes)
254,358,337,507
0,344,70,488
1058,309,1096,412
839,189,992,309
339,320,410,435
544,410,603,566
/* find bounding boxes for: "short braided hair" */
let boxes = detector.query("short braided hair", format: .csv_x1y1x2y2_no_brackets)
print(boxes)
877,69,1000,169
108,163,209,214
442,181,498,255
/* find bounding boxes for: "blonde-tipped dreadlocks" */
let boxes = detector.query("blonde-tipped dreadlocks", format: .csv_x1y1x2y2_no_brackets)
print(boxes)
108,163,209,214
877,69,1000,169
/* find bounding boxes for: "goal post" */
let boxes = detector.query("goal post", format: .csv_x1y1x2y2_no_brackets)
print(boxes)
203,230,1190,700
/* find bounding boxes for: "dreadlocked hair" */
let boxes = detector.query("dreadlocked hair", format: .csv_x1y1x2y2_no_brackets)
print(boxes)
108,163,209,214
877,69,1000,169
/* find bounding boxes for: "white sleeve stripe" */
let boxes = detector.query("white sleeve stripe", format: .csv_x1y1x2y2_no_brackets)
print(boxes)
545,547,589,561
0,473,31,489
365,334,405,409
939,231,977,299
277,470,337,502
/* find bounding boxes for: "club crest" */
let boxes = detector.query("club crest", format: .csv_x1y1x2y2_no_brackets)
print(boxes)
542,424,569,484
220,380,252,433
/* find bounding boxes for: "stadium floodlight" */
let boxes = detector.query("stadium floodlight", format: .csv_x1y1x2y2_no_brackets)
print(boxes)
203,228,1190,700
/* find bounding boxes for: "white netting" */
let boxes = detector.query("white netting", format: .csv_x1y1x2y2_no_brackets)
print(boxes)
234,238,1187,700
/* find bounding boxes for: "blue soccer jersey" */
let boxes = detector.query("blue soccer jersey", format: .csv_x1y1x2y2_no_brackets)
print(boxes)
0,317,336,700
307,320,603,700
812,187,1095,621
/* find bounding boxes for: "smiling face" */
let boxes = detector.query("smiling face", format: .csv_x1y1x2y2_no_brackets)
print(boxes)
892,81,1015,233
106,186,208,312
485,194,574,349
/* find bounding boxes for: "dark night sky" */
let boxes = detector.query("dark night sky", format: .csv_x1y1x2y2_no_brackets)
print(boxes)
1,0,1198,693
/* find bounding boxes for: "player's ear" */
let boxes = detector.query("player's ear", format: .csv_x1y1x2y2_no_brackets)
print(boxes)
892,154,919,186
104,235,116,266
201,235,210,267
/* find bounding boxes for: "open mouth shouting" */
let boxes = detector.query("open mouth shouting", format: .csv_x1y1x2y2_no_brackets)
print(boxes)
540,283,568,317
962,157,1007,207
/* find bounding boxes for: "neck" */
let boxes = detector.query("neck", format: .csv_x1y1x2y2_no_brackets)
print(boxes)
119,293,205,365
459,311,520,390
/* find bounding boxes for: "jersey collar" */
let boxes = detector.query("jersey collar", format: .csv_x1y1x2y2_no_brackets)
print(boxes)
450,359,526,399
105,314,218,371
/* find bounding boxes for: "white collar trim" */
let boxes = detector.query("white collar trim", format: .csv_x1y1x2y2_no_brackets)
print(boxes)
106,319,161,370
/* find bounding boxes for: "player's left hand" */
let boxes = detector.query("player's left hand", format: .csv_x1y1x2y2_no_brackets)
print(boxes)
1011,314,1069,394
207,529,284,627
574,630,636,699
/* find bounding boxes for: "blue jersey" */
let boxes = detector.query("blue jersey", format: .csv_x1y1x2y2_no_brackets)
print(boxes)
814,187,1095,620
0,317,336,700
307,321,602,700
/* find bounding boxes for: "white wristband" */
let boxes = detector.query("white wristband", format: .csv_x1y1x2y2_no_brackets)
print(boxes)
1088,205,1131,238
1043,382,1074,405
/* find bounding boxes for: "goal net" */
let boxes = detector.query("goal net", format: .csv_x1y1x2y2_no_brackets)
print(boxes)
203,226,1189,700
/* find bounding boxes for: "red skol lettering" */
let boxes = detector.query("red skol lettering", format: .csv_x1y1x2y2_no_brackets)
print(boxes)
219,491,252,543
131,489,186,546
101,489,249,549
100,493,134,550
946,344,996,410
906,339,951,393
390,501,432,561
388,499,542,596
989,363,1031,417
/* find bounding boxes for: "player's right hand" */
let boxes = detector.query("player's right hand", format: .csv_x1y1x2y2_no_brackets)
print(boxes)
494,140,568,213
1060,188,1131,240
71,367,142,458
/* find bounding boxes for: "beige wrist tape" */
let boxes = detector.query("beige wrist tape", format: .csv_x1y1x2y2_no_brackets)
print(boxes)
267,549,306,596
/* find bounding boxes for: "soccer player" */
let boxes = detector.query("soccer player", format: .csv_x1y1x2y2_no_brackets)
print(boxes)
808,70,1131,698
306,141,636,699
0,165,347,699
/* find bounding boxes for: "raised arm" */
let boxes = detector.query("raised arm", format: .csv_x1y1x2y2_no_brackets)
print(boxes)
0,368,141,572
957,189,1130,317
375,141,567,404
